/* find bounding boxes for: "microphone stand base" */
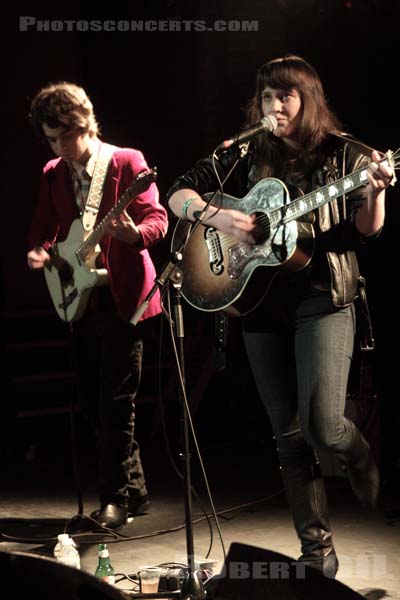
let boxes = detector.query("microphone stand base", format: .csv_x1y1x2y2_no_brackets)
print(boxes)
180,570,207,599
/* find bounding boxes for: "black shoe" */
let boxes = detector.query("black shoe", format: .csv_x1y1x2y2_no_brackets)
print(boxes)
127,494,150,517
90,504,128,530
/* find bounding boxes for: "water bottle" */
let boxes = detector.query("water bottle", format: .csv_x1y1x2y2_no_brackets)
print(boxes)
53,534,81,569
95,543,115,585
53,533,70,562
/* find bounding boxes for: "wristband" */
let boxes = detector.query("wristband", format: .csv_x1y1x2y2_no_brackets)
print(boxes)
181,197,196,219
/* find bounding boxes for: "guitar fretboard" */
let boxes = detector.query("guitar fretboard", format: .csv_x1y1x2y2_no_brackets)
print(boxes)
269,166,369,228
76,169,155,261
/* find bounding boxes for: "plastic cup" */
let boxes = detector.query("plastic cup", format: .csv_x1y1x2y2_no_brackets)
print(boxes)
139,567,162,593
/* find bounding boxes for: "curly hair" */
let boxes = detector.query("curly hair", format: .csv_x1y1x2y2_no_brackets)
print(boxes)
30,82,100,139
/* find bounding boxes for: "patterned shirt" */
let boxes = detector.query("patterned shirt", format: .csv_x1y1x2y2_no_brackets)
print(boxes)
68,138,100,212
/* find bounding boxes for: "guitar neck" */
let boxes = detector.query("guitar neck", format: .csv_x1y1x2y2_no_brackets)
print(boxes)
77,183,143,259
271,165,369,227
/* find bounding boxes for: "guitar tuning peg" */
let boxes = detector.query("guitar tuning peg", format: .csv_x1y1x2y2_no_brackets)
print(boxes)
386,150,397,186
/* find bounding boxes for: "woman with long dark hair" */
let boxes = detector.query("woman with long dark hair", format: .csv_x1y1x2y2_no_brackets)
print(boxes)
167,55,393,577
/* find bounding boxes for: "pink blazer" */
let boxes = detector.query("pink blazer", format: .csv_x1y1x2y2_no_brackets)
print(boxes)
28,143,168,322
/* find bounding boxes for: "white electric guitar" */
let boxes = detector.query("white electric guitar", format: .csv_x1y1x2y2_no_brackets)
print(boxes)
44,168,157,322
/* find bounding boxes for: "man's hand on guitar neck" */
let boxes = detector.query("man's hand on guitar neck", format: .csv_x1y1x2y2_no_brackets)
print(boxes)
106,211,142,246
27,246,51,270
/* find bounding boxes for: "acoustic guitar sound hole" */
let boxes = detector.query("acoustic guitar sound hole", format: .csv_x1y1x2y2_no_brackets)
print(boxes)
252,212,270,244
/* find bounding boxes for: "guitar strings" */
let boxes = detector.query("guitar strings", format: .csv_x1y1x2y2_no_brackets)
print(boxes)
208,149,400,253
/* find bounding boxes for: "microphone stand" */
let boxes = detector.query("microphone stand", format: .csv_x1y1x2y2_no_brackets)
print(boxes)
173,280,204,599
130,147,246,599
132,247,206,600
131,241,205,600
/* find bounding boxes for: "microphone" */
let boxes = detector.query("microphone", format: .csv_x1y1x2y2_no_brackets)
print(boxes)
215,115,278,154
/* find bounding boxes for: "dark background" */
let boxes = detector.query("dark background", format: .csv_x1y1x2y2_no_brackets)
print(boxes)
1,1,400,488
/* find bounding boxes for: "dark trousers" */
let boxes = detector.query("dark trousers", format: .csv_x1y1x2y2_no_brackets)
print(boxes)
73,307,147,507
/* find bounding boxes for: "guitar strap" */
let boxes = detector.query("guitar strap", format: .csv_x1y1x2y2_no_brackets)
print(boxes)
82,143,116,232
331,130,375,158
332,131,397,186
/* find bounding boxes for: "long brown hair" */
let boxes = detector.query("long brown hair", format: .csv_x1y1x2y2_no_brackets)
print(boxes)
246,55,342,182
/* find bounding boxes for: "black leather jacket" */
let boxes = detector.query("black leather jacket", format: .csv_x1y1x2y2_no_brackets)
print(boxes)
167,135,370,307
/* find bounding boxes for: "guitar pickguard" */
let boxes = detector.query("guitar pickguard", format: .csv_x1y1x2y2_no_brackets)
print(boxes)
205,179,300,279
45,225,100,322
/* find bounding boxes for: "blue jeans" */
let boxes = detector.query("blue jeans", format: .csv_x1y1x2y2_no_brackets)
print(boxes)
243,288,356,467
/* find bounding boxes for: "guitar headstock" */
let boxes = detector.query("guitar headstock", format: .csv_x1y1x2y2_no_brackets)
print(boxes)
380,149,400,187
385,149,400,168
115,167,158,210
136,167,158,190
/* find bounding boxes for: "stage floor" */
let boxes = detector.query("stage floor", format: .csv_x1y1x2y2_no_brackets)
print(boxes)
0,414,399,599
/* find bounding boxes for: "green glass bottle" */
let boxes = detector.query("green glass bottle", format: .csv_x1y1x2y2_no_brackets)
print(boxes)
95,543,115,585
